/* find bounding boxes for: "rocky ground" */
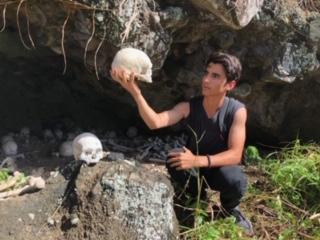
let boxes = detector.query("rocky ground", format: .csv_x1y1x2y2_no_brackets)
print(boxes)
0,130,183,240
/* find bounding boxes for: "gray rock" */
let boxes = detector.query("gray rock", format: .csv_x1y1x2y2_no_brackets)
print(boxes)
271,42,319,83
101,161,178,240
190,0,264,28
106,151,125,161
70,161,178,240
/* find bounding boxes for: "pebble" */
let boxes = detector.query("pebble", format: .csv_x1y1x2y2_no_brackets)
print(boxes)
28,213,35,220
47,217,55,226
70,214,80,226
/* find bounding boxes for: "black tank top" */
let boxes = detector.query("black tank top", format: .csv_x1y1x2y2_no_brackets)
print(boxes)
185,96,245,155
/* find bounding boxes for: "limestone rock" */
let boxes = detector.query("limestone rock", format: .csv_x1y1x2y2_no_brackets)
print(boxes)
69,161,178,240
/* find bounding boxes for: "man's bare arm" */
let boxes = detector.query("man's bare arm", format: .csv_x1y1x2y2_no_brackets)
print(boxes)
197,107,247,167
132,95,189,129
110,68,189,129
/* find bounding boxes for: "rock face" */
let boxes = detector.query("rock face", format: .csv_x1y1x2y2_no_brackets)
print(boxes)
1,0,320,142
66,161,178,240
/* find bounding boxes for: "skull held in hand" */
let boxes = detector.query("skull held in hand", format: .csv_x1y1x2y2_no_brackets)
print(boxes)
111,47,153,83
72,133,103,164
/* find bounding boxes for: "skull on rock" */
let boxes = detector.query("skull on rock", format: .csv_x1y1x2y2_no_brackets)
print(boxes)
72,133,103,164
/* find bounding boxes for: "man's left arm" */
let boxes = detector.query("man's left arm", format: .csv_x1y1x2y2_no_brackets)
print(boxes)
168,107,247,170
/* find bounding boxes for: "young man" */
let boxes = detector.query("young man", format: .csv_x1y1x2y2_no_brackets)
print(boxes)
111,52,253,234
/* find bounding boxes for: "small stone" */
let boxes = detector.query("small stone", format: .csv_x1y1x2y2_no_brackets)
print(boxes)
47,217,55,226
70,214,80,226
28,213,35,220
106,152,125,161
96,13,104,22
50,171,59,178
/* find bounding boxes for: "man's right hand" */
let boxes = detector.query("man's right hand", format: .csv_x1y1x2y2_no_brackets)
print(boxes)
110,68,141,97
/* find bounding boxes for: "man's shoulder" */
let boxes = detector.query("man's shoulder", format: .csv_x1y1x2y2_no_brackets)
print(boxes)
226,97,245,111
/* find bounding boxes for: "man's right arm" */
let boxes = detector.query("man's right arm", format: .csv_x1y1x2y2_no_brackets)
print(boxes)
111,69,189,129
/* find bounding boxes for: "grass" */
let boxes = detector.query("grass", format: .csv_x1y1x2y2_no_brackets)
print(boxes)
261,140,320,210
180,141,320,239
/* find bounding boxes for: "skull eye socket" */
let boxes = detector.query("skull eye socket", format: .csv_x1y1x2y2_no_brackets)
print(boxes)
96,149,102,153
85,151,92,155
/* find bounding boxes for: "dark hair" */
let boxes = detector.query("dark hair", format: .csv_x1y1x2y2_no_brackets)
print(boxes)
205,52,242,82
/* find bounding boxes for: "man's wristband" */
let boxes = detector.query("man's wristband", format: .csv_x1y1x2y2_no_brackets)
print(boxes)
206,155,212,168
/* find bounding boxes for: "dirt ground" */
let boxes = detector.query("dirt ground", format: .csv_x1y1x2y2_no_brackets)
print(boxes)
0,135,70,240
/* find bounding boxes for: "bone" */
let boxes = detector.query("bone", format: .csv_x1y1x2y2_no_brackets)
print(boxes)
102,139,135,152
148,157,166,164
0,157,17,172
0,176,45,199
0,171,22,192
137,145,153,161
310,213,320,221
111,47,153,83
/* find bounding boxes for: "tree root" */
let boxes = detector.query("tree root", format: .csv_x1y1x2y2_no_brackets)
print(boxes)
16,0,32,50
94,26,106,80
0,3,7,32
84,8,96,69
24,2,35,48
120,0,139,43
61,9,70,74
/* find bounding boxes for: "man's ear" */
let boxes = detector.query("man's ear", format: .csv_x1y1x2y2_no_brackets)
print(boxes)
226,80,237,91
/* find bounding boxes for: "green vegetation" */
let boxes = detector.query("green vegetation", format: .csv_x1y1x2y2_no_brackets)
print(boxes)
262,140,320,210
0,169,10,183
181,141,320,239
183,218,251,240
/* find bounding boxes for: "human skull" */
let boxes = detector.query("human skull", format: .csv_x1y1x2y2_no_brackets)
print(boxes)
1,135,14,145
1,136,18,156
59,141,73,157
72,133,103,164
111,47,153,83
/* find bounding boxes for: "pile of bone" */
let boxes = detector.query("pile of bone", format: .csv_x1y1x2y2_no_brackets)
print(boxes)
0,171,45,200
102,132,188,163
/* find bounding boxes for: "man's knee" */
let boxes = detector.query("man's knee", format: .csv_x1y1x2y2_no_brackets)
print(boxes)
214,166,247,195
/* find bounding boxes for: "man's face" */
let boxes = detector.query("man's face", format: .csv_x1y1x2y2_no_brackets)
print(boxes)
201,63,236,96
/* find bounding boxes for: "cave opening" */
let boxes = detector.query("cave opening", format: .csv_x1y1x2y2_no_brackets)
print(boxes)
0,28,144,139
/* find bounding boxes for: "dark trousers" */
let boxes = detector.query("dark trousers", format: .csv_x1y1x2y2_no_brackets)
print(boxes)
167,164,247,211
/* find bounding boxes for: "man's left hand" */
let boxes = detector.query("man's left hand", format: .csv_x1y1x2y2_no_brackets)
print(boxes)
167,147,197,170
